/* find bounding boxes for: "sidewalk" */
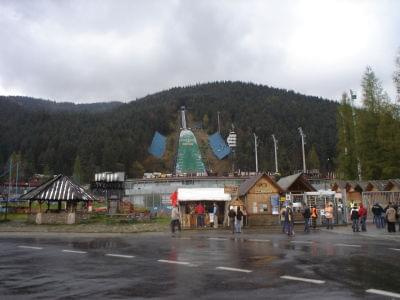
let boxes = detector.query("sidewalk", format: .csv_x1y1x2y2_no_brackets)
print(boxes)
320,222,400,241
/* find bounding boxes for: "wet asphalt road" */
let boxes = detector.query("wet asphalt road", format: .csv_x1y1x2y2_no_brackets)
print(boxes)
0,229,400,300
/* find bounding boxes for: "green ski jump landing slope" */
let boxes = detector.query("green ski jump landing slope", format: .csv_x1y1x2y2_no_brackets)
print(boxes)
175,129,206,174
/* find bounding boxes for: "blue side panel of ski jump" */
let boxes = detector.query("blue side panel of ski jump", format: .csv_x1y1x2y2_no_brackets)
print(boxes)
148,131,167,158
208,132,231,160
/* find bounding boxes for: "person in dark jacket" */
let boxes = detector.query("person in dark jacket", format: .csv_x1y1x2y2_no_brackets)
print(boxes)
302,205,311,233
350,205,359,232
284,204,294,236
228,208,236,234
371,203,384,229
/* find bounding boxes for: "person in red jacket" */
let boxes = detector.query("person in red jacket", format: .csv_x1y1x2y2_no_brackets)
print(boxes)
358,203,367,232
195,202,205,228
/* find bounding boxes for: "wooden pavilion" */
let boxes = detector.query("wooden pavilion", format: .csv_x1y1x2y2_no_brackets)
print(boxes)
19,174,96,224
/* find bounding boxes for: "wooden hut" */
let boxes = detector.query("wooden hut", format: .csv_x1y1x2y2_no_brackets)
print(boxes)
20,174,96,224
384,179,400,192
277,173,316,222
238,173,283,226
277,173,316,193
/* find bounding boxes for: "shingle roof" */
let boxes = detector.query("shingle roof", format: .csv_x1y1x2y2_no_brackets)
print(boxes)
367,180,388,191
20,174,96,202
239,173,282,197
385,179,400,190
277,173,302,191
277,173,316,192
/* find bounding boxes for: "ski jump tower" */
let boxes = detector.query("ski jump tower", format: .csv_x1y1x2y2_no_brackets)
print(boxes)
175,107,207,175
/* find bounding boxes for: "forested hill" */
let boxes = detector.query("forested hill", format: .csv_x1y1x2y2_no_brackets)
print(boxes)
0,96,123,113
0,82,338,182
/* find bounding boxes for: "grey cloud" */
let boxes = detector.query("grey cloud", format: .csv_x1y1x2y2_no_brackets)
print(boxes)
0,0,399,102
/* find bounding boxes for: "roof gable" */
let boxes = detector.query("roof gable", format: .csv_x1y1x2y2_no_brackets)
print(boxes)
20,174,96,202
277,173,316,192
239,173,282,196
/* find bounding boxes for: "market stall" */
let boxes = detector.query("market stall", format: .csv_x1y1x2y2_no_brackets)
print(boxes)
176,188,231,228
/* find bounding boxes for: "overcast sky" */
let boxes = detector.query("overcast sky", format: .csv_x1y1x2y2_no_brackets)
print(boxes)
0,0,399,103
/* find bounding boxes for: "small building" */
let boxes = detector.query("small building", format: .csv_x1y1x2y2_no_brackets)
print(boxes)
277,173,316,223
20,174,96,224
365,180,387,192
177,188,231,228
384,179,400,192
238,173,283,226
331,180,363,206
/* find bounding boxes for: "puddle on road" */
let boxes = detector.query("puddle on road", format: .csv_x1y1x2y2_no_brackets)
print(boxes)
247,255,280,266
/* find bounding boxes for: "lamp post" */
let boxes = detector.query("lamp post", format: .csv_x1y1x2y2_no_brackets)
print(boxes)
272,134,278,174
298,127,306,174
253,133,258,173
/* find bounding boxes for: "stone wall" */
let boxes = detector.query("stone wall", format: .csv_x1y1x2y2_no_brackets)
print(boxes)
248,214,280,226
27,212,86,224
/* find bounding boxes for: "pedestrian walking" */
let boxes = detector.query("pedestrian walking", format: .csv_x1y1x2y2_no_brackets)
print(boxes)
284,204,294,236
235,207,243,233
311,205,318,229
228,208,236,234
350,205,359,232
242,206,248,228
280,206,287,233
213,203,219,229
171,204,181,234
372,203,384,229
386,205,397,233
325,203,334,230
302,204,311,233
358,203,367,232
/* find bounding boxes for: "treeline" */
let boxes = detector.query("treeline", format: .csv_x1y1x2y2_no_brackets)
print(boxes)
337,49,400,180
0,82,339,183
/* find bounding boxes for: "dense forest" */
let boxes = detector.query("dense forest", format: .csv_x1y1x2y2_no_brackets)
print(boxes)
0,82,338,183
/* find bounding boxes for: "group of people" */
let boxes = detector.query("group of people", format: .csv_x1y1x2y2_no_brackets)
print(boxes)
181,202,219,229
349,202,400,233
228,207,245,234
349,203,368,232
371,202,399,232
170,203,247,234
280,203,335,236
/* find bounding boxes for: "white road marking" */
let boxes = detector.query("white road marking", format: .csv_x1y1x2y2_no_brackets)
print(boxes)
18,246,43,250
389,248,400,251
281,275,325,284
62,250,87,254
105,254,135,259
179,237,191,240
157,259,193,266
334,243,361,248
248,239,270,243
216,266,252,273
290,241,313,244
366,289,400,298
208,237,228,241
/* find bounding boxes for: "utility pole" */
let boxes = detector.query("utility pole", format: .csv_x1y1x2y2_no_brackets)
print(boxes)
15,162,19,196
5,158,12,221
298,127,306,173
350,90,362,181
217,111,221,133
272,134,278,174
253,133,258,173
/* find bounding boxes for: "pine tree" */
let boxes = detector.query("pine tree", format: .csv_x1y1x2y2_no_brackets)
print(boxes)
376,99,400,178
356,67,385,179
307,145,320,170
394,48,400,102
336,92,358,179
